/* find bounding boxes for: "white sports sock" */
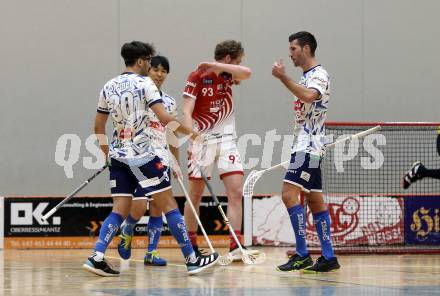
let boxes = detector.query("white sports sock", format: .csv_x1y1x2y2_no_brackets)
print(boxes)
93,251,104,262
186,252,197,263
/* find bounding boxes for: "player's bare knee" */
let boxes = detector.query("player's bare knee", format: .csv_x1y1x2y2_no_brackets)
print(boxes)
189,182,204,199
228,186,243,202
281,190,300,208
189,190,204,202
149,203,161,217
112,197,132,218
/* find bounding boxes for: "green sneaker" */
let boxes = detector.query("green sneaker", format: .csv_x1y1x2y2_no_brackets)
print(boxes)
144,250,167,266
117,232,133,260
277,254,313,272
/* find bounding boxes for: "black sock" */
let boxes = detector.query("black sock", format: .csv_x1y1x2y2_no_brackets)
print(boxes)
419,167,440,179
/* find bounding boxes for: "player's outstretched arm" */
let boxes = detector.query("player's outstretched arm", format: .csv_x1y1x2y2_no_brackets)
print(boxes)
151,102,199,141
94,112,109,159
198,62,251,81
272,59,319,103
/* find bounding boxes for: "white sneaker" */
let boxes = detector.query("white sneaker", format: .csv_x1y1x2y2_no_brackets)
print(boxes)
229,246,260,262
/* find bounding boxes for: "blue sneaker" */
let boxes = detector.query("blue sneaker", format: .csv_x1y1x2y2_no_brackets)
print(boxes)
302,256,340,273
144,250,167,266
277,253,313,272
117,232,133,260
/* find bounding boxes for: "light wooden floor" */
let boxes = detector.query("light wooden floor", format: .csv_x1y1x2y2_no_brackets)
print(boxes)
1,247,440,296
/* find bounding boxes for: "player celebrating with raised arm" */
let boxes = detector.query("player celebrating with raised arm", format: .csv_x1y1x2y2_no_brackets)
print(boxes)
117,55,179,266
272,31,340,273
83,42,218,277
182,40,258,260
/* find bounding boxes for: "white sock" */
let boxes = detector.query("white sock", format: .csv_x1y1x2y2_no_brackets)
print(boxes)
187,252,197,263
93,251,104,262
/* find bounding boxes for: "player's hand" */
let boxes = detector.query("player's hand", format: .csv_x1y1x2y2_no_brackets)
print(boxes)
190,131,203,143
272,59,286,79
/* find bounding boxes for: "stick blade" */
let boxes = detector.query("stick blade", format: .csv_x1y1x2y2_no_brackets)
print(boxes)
42,208,57,221
217,253,233,266
242,251,266,265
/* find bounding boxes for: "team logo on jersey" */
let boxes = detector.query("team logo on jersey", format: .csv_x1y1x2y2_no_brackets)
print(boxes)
118,128,133,139
155,162,164,170
294,100,303,111
115,81,133,93
149,121,165,131
202,79,213,84
300,171,311,182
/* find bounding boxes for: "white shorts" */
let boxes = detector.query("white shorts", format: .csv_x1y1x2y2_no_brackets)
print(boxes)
188,139,243,180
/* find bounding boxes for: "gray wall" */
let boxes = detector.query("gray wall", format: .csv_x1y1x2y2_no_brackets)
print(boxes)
1,0,439,196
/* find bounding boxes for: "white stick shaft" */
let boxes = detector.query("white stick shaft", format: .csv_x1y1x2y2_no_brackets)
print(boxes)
326,125,381,148
177,177,215,253
260,125,382,173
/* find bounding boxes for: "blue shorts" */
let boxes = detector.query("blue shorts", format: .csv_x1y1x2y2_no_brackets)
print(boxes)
109,157,171,199
283,152,322,193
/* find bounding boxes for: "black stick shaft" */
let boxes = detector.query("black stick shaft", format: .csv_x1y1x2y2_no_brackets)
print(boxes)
199,170,221,205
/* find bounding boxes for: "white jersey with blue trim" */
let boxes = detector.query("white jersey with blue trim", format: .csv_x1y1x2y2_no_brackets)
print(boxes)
96,72,163,164
292,65,330,156
145,91,178,166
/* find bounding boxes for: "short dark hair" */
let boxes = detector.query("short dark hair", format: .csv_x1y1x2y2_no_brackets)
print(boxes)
214,40,244,61
121,41,155,66
150,55,170,73
288,31,317,56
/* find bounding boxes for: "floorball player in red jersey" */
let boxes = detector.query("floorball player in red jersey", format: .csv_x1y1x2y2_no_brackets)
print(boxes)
182,40,259,260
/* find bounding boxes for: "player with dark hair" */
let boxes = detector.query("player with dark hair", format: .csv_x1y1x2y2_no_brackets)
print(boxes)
272,31,340,273
402,134,440,188
83,43,218,277
117,55,179,266
182,40,259,260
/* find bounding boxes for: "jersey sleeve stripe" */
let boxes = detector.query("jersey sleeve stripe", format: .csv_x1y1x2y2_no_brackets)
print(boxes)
97,108,110,114
308,86,322,95
148,99,164,108
183,92,196,99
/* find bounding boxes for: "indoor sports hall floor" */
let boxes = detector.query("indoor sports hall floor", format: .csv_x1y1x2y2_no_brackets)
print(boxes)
2,247,440,295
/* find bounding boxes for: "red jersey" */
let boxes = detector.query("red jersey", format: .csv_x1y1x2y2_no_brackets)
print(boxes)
183,69,236,140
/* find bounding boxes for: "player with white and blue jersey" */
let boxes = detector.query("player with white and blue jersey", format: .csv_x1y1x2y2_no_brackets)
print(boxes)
83,42,218,277
116,56,180,266
272,31,340,273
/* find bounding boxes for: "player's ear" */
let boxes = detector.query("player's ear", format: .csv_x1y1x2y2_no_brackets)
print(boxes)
303,44,311,56
135,58,143,67
225,55,232,63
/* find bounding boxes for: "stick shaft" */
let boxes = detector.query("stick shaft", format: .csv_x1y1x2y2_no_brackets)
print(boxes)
177,177,215,253
200,170,245,252
42,164,108,220
261,125,382,173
